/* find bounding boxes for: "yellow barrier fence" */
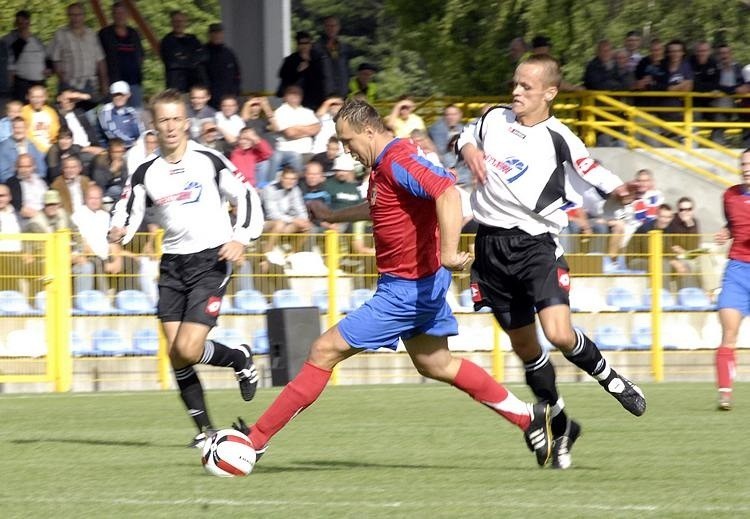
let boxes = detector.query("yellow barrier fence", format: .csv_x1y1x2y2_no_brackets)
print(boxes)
0,229,743,392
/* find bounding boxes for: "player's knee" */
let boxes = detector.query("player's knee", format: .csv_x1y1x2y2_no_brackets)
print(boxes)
169,337,202,365
545,328,576,351
308,335,345,370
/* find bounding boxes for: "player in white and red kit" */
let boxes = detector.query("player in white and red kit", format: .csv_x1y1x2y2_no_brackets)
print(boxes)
232,99,554,467
714,149,750,410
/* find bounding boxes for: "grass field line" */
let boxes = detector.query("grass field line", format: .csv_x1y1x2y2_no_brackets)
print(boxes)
2,495,749,514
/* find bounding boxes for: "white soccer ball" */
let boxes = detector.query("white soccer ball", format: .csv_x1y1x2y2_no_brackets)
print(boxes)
201,429,257,477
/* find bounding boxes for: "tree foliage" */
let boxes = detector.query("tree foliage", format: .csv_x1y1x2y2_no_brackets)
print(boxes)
3,1,750,101
301,0,750,97
0,0,221,97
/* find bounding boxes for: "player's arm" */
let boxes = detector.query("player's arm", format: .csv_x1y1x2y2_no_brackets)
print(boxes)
108,181,146,245
218,162,264,248
456,120,487,184
307,200,370,223
435,186,472,271
716,193,733,244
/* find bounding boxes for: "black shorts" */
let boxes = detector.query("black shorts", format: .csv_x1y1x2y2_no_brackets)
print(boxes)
470,225,570,329
157,246,231,327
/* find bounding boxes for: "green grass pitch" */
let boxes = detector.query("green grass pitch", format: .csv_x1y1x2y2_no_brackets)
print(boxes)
1,382,748,518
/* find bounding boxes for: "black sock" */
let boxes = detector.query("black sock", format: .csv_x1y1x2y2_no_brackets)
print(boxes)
524,350,568,437
174,366,212,431
564,329,610,380
198,340,246,370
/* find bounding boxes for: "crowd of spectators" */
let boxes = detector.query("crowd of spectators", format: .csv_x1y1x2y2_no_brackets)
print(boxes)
0,5,728,299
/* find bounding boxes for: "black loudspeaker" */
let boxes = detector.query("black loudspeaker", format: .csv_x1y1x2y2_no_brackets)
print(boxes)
266,307,321,386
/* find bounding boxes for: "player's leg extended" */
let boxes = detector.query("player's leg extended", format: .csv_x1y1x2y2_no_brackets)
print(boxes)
538,304,646,416
161,321,213,434
493,307,579,469
405,334,552,466
246,325,358,450
717,308,741,410
503,321,571,434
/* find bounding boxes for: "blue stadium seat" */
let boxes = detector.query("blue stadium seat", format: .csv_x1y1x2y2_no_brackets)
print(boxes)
132,328,159,355
115,289,156,314
70,330,95,356
252,329,269,354
0,290,34,315
676,287,715,311
74,290,115,315
311,289,349,313
272,289,304,308
641,288,678,311
459,288,491,312
221,295,236,314
631,325,652,350
92,329,130,355
211,328,245,348
595,324,632,351
605,287,643,311
233,289,269,314
349,289,374,311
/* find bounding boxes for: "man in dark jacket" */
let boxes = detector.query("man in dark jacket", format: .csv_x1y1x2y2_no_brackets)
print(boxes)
203,24,240,110
98,1,145,108
160,10,206,92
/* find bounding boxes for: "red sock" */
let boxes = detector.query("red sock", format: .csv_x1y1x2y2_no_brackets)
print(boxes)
250,361,332,448
716,346,736,392
452,358,530,430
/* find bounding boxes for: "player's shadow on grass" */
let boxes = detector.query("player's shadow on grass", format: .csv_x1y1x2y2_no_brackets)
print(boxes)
256,459,465,473
12,438,153,448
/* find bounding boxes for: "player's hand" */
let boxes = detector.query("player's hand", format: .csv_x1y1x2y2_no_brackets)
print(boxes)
307,200,334,222
715,227,731,245
461,144,488,185
232,416,250,436
107,226,126,244
611,182,635,204
442,251,473,271
218,241,246,262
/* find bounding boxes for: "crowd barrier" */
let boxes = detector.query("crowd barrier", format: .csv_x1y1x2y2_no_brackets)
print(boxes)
0,229,747,393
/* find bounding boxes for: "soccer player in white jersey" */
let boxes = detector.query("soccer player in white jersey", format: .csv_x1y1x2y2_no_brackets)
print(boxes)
108,89,264,448
457,54,647,469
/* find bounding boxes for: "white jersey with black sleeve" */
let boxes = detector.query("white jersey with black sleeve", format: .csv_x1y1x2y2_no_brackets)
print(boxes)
110,140,264,254
456,106,624,236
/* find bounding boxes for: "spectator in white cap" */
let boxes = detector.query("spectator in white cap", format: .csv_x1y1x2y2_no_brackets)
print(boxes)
98,80,143,148
323,153,363,232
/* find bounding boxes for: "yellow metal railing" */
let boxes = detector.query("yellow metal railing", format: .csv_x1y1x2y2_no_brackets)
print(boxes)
0,230,733,390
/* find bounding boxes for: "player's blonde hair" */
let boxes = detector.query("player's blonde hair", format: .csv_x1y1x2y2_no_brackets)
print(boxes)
334,99,387,133
520,54,562,88
149,88,187,117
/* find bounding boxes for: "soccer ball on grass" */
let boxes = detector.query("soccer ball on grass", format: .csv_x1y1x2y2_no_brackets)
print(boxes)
201,429,257,477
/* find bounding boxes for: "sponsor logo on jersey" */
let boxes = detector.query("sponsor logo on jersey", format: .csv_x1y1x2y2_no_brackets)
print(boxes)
574,157,600,175
205,296,222,316
484,154,528,183
507,126,526,139
154,181,203,206
169,166,185,175
557,268,571,291
470,282,483,302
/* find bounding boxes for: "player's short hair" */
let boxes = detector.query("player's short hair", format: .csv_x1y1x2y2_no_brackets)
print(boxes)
334,99,387,133
149,88,187,117
519,54,562,88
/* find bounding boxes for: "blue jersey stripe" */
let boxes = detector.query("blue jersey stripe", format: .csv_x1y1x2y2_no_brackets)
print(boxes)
409,153,455,179
392,160,430,199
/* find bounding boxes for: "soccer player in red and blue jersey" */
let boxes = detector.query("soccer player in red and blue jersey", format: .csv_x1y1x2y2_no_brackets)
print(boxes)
714,148,750,410
233,99,554,467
